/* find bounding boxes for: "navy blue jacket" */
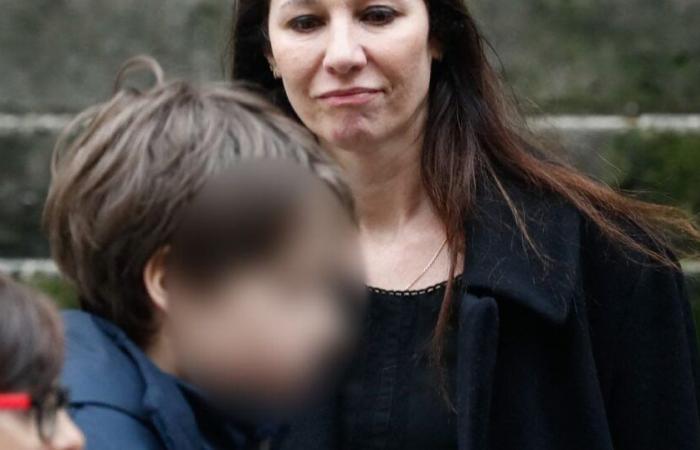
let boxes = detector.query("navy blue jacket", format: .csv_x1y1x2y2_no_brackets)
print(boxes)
280,181,700,450
62,311,271,450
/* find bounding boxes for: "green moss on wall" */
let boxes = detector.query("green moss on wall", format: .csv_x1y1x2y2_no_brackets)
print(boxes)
21,274,77,310
601,132,700,215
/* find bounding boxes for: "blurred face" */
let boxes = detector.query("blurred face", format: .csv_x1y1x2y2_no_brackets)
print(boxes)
164,186,363,410
0,398,84,450
267,0,439,150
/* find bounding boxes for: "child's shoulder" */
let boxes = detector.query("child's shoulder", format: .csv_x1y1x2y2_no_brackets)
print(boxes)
62,310,204,450
62,310,167,448
62,311,149,417
69,403,164,450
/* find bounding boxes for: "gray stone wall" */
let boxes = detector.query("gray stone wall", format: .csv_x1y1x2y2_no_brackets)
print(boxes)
1,0,698,257
0,0,227,113
2,1,699,113
471,0,700,114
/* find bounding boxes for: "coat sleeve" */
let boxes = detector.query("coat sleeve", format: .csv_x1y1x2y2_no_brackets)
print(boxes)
69,404,164,450
603,259,700,450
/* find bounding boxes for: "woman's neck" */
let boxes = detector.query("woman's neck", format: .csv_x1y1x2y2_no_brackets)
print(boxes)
323,131,439,244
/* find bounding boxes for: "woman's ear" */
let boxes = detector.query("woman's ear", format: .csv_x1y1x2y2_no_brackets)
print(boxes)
266,53,281,79
144,246,172,313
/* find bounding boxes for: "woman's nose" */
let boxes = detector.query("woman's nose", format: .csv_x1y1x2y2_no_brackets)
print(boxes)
50,411,85,450
322,21,367,76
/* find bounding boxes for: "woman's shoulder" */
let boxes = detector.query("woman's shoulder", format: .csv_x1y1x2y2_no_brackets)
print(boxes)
489,176,680,274
497,180,696,364
475,176,685,305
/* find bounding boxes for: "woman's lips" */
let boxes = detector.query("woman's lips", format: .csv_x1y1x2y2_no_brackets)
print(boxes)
317,88,382,106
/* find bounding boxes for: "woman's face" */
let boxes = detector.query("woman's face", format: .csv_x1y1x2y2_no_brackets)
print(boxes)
267,0,438,151
0,409,84,450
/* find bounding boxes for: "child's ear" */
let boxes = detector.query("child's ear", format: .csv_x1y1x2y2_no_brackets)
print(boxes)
144,246,171,313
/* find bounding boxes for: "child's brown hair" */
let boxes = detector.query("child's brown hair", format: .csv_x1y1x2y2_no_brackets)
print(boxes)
43,56,353,346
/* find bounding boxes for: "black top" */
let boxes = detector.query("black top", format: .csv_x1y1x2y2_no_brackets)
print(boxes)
340,281,461,450
278,179,700,450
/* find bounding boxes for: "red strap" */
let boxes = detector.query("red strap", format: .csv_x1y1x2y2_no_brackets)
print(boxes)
0,393,31,410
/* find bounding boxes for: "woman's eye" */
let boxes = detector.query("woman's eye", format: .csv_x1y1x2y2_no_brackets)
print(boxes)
360,6,398,25
288,15,323,33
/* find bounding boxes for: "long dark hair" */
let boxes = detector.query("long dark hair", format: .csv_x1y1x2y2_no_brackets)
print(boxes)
228,0,700,379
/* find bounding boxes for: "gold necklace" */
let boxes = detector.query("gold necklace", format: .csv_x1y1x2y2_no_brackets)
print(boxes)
404,237,448,291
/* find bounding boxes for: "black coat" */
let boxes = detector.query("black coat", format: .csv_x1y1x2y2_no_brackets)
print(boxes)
281,181,700,450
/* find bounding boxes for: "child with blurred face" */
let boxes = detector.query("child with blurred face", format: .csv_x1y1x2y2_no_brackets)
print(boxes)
152,161,361,411
44,56,363,450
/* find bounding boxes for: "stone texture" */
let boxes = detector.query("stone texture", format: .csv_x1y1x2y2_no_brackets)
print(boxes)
470,0,700,113
0,0,698,255
0,0,698,114
0,131,53,257
0,0,228,113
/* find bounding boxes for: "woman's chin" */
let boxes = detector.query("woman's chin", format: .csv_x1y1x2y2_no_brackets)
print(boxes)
326,124,377,151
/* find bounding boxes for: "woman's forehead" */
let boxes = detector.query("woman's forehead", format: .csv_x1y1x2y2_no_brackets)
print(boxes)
273,0,410,10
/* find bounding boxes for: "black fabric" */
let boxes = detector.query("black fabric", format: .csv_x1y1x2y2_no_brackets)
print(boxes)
340,282,460,450
178,382,279,450
278,179,700,450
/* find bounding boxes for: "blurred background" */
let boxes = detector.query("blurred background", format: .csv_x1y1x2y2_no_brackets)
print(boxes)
0,0,698,324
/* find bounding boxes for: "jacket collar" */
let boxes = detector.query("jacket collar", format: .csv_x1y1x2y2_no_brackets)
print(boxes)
127,335,204,449
461,179,582,325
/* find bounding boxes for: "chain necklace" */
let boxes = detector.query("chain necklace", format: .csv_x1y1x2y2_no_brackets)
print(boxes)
404,237,449,291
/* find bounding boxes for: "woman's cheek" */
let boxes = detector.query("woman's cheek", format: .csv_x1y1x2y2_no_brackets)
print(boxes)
282,80,320,134
275,39,318,80
278,52,319,107
367,29,432,85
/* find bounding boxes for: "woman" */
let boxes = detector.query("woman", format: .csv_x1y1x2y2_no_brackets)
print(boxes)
229,1,700,449
0,274,85,450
